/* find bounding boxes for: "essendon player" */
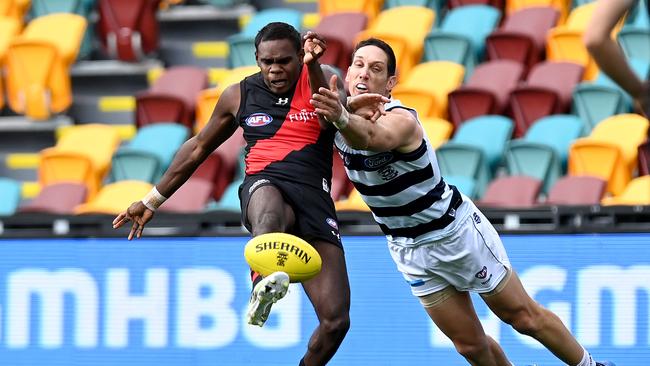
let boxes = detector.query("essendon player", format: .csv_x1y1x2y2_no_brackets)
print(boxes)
114,23,360,366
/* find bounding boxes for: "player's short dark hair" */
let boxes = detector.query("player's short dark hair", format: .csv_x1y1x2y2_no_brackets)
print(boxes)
255,22,302,53
353,38,397,76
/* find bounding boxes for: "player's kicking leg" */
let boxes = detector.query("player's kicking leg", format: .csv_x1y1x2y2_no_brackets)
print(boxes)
247,271,290,326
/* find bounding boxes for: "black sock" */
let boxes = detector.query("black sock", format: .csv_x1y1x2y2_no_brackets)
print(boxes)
299,358,306,366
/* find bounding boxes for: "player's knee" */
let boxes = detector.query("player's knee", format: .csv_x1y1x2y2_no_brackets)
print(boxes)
503,305,544,336
319,312,350,341
453,338,490,361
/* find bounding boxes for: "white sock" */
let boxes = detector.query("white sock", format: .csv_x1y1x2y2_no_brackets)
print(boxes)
576,348,596,366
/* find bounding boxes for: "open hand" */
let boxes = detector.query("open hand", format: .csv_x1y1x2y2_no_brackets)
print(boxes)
112,201,155,240
303,31,326,65
311,74,344,123
348,92,390,122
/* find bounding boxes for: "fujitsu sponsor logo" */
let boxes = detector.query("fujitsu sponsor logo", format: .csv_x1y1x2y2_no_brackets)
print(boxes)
288,109,318,123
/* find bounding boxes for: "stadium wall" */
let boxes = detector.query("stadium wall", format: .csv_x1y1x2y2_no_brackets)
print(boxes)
0,234,648,366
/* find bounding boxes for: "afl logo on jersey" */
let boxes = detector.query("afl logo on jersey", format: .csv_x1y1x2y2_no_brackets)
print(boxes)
364,152,394,169
246,113,273,127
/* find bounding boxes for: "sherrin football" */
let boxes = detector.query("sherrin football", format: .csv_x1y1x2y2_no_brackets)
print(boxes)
244,232,322,283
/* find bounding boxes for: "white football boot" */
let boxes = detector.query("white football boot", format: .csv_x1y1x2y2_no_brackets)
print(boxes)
247,271,290,326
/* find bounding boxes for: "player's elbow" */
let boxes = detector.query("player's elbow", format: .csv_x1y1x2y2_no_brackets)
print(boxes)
583,29,606,52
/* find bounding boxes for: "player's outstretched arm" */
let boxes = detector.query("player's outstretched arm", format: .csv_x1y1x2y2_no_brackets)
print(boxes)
112,84,241,240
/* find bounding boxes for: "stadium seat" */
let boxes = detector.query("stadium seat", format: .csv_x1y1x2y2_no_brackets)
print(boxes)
544,175,606,205
618,27,650,64
436,115,513,197
0,17,20,111
485,6,560,72
313,12,368,76
29,0,96,59
195,66,258,133
423,5,501,77
19,182,88,214
0,0,30,20
212,129,246,201
5,40,72,120
479,175,542,208
421,117,454,148
209,147,246,210
110,123,190,183
508,61,583,137
572,58,650,130
355,6,435,77
505,114,584,192
392,61,465,119
160,179,214,213
447,59,524,128
319,0,384,23
569,113,649,195
97,0,162,62
135,66,208,129
638,140,650,176
227,8,303,68
0,178,21,216
385,0,445,25
602,176,650,206
625,0,649,28
448,0,505,11
506,0,569,24
334,188,371,212
39,124,121,198
75,180,153,215
21,13,87,68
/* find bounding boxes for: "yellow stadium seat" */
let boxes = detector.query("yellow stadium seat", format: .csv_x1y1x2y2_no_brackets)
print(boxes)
0,17,21,110
319,0,384,23
335,188,371,212
0,0,30,21
354,6,435,77
195,66,258,133
75,180,154,215
39,124,121,198
506,0,570,24
420,117,454,148
5,40,72,120
392,61,464,118
569,113,649,195
21,13,87,67
602,176,650,206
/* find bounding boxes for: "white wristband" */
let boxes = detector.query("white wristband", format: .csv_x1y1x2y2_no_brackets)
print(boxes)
332,106,349,130
141,187,167,211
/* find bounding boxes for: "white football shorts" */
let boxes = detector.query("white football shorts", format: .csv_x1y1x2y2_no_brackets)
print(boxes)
388,201,511,297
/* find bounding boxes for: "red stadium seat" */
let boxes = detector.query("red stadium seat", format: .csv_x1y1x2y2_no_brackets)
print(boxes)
508,61,583,137
478,175,542,208
485,6,560,72
97,0,161,61
160,179,213,213
314,12,368,77
135,66,208,129
211,128,246,201
448,0,504,11
19,183,88,214
447,60,524,128
544,175,607,205
638,140,650,176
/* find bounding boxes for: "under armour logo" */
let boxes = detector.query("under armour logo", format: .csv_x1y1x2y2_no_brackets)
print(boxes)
275,98,289,106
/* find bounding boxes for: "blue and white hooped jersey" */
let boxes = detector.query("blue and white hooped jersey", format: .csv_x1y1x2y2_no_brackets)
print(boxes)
334,99,471,247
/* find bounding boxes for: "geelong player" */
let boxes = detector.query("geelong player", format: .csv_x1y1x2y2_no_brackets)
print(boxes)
310,37,615,366
114,23,352,366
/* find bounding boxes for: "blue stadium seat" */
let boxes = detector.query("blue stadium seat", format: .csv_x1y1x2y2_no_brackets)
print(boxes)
0,178,21,216
618,26,650,64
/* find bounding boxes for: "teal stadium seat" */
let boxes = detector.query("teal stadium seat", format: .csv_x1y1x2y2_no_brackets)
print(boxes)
618,26,650,64
110,123,189,183
625,0,649,28
572,58,650,130
29,0,96,59
0,178,21,216
227,8,303,68
423,5,501,77
436,115,513,198
506,114,584,192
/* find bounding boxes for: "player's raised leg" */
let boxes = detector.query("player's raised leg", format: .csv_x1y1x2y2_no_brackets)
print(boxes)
300,240,351,366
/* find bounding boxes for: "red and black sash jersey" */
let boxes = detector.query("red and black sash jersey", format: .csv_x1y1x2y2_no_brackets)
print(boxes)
236,65,336,190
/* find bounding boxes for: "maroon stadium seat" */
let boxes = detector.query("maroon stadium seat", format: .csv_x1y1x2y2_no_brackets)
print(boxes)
478,175,542,208
160,179,214,213
508,61,583,137
212,128,246,201
19,182,88,214
544,175,607,205
486,6,559,73
447,60,524,129
448,0,504,11
97,0,161,62
314,12,368,77
638,140,650,176
135,66,208,129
